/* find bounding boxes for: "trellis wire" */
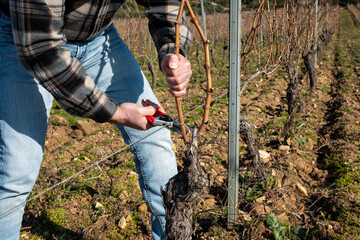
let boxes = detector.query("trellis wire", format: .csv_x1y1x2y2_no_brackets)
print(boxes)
0,89,229,220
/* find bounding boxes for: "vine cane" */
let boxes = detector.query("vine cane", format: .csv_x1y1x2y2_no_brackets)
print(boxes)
184,0,212,135
174,0,189,143
174,0,213,142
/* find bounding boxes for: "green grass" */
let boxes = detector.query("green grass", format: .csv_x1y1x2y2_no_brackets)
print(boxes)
51,100,79,127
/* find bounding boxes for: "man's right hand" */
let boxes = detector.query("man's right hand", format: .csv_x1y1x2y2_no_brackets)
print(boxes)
108,103,156,130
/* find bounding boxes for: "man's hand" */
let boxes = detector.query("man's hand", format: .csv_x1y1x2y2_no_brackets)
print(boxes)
108,103,156,130
161,54,192,97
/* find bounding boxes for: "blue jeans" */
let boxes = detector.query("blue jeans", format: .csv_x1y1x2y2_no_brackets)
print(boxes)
0,11,176,240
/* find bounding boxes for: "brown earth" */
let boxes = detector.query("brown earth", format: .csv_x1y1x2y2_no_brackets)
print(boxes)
18,8,360,240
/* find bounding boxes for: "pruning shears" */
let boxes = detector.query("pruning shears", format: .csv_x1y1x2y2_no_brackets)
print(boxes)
146,107,190,135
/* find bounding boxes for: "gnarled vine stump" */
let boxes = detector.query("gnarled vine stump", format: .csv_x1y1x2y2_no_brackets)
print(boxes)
162,129,210,240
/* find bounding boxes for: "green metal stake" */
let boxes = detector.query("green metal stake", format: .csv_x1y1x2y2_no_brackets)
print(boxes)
200,0,207,39
227,0,241,228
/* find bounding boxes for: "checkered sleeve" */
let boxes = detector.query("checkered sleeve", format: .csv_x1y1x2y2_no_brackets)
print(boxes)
9,0,118,123
136,0,192,64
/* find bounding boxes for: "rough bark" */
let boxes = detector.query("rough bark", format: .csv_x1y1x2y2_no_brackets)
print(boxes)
162,129,210,240
240,114,269,182
303,48,316,95
283,66,303,141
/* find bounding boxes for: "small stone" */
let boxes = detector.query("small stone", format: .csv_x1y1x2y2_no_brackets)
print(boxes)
259,150,271,163
239,210,252,222
95,202,104,209
279,145,290,151
138,203,148,213
77,120,97,136
128,171,137,176
118,217,127,229
125,214,132,222
255,196,266,203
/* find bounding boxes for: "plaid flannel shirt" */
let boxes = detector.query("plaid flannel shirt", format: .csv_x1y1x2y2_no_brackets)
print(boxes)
4,0,191,123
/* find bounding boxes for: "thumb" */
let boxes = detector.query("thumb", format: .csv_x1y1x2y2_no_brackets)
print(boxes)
168,55,179,70
142,106,156,116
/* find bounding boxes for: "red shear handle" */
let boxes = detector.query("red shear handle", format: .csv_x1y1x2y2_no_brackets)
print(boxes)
146,107,167,125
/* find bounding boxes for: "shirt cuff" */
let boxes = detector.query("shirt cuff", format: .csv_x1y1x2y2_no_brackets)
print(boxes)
88,94,119,123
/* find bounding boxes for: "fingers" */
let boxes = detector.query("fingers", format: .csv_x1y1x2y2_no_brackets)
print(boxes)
168,84,187,97
141,99,165,113
108,103,156,130
161,53,192,97
141,99,158,109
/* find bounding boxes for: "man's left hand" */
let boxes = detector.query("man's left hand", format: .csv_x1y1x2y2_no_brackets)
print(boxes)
161,54,192,97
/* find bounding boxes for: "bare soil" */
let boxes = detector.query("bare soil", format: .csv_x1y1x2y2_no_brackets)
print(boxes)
18,8,360,240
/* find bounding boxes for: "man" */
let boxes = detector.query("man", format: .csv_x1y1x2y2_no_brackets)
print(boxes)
0,0,192,239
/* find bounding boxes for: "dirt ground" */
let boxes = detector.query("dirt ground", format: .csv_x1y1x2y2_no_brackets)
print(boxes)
17,7,360,240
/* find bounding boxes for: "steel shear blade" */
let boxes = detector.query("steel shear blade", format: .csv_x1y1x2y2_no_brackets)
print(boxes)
146,108,190,135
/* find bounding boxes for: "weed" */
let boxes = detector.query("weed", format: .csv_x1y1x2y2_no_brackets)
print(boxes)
50,119,60,126
213,156,222,164
49,208,68,227
296,122,307,130
320,84,331,93
295,134,309,146
72,152,96,161
125,161,136,171
277,117,287,124
265,213,305,240
51,100,79,126
305,131,318,141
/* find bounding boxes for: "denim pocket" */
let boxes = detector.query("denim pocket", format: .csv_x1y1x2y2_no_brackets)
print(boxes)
0,11,12,35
